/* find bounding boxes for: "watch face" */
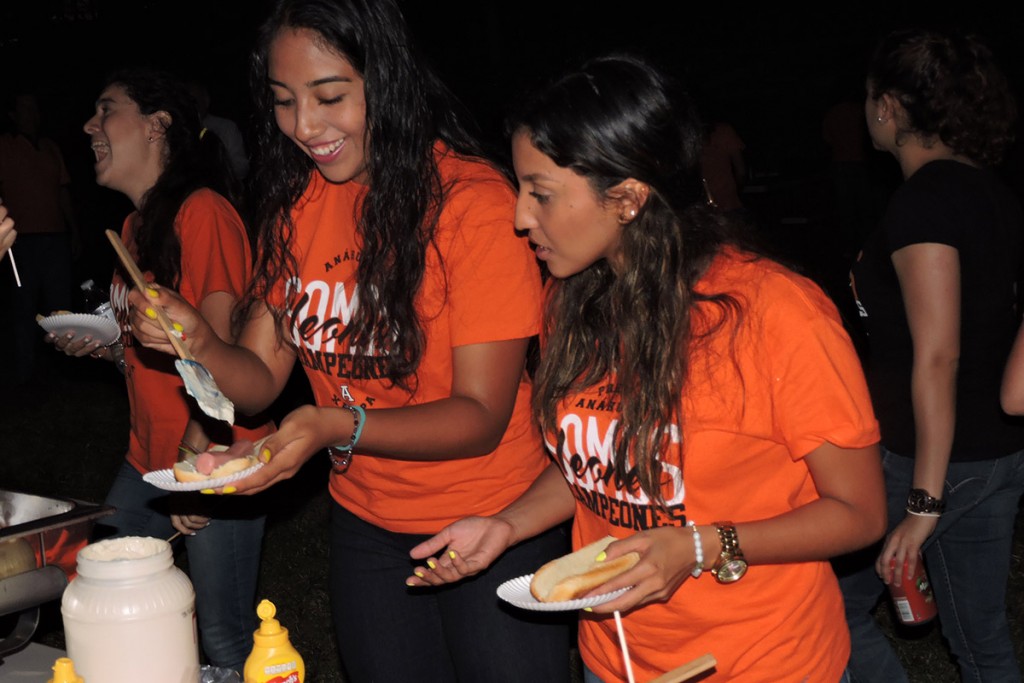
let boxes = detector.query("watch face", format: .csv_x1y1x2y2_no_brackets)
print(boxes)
717,559,748,583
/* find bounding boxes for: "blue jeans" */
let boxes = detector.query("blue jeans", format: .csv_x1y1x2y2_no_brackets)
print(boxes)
328,502,573,682
94,461,266,674
839,447,1024,683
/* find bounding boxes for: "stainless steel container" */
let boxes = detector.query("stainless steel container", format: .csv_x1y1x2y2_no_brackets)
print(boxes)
0,489,113,657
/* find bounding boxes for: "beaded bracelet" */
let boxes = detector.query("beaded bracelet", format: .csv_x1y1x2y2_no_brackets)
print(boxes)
328,404,366,473
688,521,704,579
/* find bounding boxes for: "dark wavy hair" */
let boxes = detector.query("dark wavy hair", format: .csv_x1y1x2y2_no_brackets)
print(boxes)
509,53,751,504
242,0,488,389
867,27,1017,167
101,68,241,286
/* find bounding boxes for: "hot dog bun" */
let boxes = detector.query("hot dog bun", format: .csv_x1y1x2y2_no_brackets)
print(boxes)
530,535,639,602
172,436,269,483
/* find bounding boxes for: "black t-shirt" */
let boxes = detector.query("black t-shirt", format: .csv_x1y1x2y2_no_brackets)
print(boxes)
851,159,1024,460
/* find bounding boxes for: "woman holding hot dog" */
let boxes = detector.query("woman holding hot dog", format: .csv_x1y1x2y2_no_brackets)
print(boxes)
407,53,887,682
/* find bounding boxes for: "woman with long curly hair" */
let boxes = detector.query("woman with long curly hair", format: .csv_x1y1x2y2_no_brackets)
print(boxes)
48,67,274,674
840,27,1024,682
126,0,570,680
407,53,887,682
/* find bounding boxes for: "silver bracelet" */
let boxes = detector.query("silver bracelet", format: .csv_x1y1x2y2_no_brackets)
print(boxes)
906,508,941,518
688,521,704,579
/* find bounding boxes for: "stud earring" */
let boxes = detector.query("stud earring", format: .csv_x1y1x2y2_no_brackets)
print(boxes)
876,116,885,123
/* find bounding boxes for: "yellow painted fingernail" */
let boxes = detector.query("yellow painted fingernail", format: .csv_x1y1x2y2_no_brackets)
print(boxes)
172,322,184,332
222,486,237,494
449,550,457,560
145,307,157,319
427,560,436,570
200,489,214,495
405,580,415,586
583,607,593,613
595,551,607,562
147,288,159,298
260,448,271,463
415,571,425,578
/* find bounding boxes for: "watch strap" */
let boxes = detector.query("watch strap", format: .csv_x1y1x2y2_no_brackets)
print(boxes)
906,488,945,515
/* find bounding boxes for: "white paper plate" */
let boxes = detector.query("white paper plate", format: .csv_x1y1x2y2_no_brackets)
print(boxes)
496,573,631,612
142,462,264,492
38,312,120,346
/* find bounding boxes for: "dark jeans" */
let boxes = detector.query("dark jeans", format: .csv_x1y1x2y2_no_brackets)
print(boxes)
839,447,1024,683
95,461,266,674
329,502,573,682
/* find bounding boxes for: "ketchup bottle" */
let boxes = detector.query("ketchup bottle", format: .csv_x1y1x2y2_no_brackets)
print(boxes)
888,555,937,625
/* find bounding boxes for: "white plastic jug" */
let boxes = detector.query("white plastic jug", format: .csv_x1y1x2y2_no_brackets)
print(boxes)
61,536,199,683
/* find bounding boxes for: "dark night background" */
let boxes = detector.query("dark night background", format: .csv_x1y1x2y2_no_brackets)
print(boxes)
4,0,1024,348
3,1,1024,171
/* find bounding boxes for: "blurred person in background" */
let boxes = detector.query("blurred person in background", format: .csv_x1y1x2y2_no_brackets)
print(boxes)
0,90,80,385
840,27,1024,683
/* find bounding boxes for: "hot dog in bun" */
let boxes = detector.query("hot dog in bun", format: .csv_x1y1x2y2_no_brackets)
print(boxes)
173,436,270,483
530,535,639,602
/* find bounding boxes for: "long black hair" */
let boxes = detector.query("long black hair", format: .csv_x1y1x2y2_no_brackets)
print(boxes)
103,67,241,286
509,53,752,503
243,0,489,389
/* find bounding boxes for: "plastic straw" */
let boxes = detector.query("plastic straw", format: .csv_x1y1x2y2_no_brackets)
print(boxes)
614,610,636,683
7,248,20,287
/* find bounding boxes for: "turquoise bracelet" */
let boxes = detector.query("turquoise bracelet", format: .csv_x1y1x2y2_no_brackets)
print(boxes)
328,404,366,473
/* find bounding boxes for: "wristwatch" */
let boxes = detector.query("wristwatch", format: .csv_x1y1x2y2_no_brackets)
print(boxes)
710,522,748,584
906,488,945,515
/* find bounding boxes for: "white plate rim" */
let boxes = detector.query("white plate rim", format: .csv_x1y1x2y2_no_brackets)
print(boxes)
37,312,120,346
142,461,264,491
496,573,631,612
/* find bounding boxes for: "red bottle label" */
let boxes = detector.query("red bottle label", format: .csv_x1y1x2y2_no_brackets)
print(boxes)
888,557,937,625
265,674,300,683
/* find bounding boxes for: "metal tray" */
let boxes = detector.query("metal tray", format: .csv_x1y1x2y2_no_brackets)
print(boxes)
0,490,113,658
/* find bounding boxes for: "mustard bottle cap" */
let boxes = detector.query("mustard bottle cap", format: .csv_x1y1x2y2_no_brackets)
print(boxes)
48,657,84,683
253,598,291,647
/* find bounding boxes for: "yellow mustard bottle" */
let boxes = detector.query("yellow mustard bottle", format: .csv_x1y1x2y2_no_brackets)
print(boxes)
244,599,305,683
48,657,84,683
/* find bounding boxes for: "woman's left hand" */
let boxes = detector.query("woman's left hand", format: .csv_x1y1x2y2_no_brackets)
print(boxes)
170,513,210,535
874,513,938,587
211,404,336,496
588,526,698,614
406,516,517,586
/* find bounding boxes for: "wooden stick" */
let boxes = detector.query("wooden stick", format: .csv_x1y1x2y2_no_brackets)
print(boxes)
645,653,717,683
105,229,193,361
613,610,636,683
7,247,20,287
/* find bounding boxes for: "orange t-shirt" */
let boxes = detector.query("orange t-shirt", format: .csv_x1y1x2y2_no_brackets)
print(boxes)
273,147,546,534
109,189,275,473
0,133,71,233
552,250,880,682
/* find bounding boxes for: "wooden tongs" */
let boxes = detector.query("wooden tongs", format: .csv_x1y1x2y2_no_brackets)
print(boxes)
105,229,235,424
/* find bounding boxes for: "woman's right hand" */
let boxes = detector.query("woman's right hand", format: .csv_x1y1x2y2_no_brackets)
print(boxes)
45,329,105,358
127,284,209,356
874,512,938,587
0,203,16,258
